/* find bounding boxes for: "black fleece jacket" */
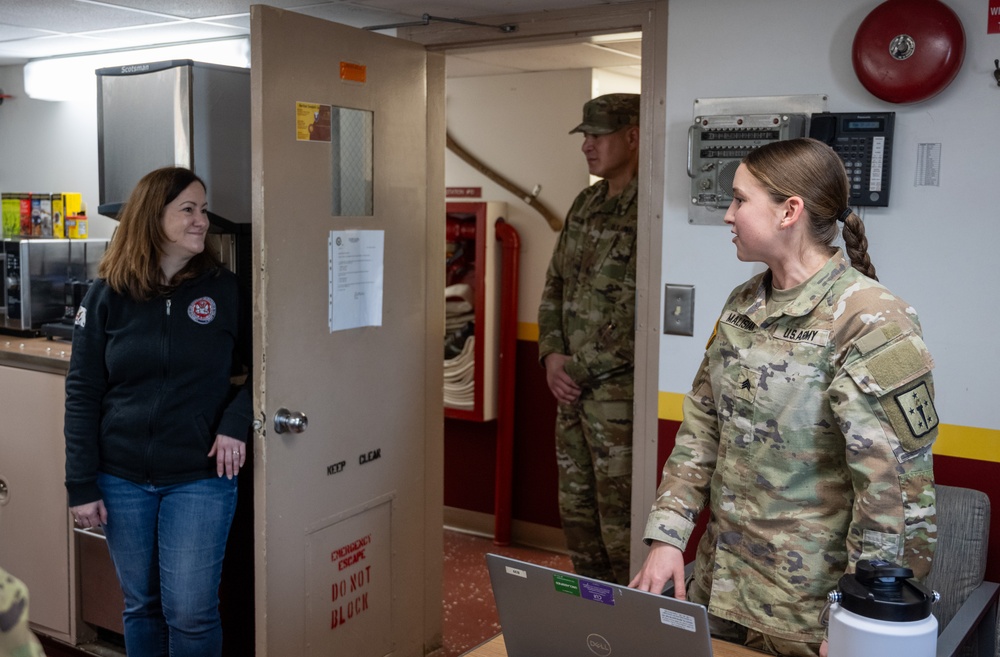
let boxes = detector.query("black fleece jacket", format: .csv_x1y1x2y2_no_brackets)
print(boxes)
64,268,252,507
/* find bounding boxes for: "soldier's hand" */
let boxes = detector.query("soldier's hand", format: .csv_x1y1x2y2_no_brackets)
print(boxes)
629,541,687,598
544,353,582,404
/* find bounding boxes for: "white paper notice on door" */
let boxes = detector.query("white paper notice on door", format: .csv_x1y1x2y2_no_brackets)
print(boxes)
328,230,384,332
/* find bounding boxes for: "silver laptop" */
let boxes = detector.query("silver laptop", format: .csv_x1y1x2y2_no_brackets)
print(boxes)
486,553,713,657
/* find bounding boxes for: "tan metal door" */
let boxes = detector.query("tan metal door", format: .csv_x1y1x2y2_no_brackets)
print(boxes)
250,6,444,656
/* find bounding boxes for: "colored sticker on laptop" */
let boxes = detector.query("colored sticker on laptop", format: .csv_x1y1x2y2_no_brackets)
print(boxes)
553,574,581,597
505,565,528,578
579,580,616,606
659,607,697,632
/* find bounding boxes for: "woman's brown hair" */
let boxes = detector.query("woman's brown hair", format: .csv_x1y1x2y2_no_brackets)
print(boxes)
99,167,221,301
743,137,877,281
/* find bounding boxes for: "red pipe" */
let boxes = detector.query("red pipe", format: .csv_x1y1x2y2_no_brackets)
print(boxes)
493,218,520,546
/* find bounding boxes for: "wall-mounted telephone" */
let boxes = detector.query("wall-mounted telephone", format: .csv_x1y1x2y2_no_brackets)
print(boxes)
808,111,895,207
687,113,807,223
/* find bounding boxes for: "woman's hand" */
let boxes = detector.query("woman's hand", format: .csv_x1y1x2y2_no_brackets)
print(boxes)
208,434,246,479
70,499,108,529
628,541,688,598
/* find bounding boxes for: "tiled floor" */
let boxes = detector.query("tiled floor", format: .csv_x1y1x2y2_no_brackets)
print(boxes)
39,528,571,657
442,529,572,656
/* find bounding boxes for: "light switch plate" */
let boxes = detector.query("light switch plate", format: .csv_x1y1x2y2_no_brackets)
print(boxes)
664,284,695,336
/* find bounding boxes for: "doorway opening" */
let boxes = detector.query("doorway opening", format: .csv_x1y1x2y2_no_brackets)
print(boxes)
439,32,642,543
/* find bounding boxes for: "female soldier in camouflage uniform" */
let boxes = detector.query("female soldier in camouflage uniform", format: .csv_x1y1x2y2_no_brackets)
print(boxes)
631,138,937,657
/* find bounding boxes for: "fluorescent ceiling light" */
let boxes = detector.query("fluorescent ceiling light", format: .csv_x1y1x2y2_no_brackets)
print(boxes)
24,38,249,102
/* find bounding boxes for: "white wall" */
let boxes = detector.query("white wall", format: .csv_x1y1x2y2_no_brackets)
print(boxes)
446,68,641,324
592,68,641,97
661,0,999,431
3,1,994,433
446,69,593,323
0,65,116,239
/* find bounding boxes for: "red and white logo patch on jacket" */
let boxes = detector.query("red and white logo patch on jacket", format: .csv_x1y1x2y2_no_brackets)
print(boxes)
188,297,217,325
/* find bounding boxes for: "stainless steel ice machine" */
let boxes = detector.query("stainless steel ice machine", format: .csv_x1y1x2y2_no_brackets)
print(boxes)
96,59,250,225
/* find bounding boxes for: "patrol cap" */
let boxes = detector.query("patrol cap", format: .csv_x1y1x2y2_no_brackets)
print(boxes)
569,93,640,135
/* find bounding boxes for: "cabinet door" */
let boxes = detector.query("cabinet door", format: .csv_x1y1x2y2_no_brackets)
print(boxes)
0,365,74,642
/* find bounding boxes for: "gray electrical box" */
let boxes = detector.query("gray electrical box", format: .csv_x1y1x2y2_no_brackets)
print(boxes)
687,94,828,225
687,113,806,224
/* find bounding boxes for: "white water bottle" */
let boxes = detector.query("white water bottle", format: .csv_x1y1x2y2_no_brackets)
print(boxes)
827,559,939,657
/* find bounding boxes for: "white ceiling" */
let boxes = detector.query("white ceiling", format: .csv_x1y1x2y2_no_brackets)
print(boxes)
0,0,642,77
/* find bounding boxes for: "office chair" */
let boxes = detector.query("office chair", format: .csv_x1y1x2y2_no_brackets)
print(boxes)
927,484,998,657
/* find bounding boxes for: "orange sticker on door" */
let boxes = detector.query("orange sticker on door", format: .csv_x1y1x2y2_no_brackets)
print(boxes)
340,62,367,83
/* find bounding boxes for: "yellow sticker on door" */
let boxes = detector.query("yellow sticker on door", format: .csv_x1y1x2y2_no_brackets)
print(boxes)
296,101,331,142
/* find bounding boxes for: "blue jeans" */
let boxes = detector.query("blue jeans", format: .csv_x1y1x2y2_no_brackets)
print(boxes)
98,473,238,657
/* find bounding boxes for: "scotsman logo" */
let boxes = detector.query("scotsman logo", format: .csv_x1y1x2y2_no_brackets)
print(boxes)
120,64,150,74
586,633,612,656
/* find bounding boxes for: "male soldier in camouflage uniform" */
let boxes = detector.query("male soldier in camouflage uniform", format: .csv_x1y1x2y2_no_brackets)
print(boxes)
537,93,640,585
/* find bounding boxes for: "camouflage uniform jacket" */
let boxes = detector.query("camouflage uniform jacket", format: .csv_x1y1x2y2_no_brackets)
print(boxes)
642,251,937,643
537,176,638,401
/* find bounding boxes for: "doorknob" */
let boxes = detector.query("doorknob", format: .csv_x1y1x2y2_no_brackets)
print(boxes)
273,408,308,434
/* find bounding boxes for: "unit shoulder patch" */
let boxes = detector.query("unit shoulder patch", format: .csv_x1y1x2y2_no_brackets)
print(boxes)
880,378,939,455
894,380,938,439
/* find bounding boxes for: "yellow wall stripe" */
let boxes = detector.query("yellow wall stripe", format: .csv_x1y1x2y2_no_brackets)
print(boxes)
521,325,998,465
518,322,539,342
657,391,1000,465
658,390,684,423
934,424,1000,463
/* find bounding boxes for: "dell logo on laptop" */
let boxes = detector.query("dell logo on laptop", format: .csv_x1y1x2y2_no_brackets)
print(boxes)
586,633,612,656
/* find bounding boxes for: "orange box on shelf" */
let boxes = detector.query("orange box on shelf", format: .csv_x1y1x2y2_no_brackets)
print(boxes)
66,214,88,239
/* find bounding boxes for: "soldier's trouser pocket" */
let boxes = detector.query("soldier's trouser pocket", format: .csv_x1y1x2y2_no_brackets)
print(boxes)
607,444,632,477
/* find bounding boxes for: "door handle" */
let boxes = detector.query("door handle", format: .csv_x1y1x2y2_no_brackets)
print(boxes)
273,407,308,434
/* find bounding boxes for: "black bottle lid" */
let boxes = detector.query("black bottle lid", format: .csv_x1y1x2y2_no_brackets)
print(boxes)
837,559,934,622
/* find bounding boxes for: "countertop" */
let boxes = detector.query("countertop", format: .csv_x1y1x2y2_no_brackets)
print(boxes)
0,335,72,375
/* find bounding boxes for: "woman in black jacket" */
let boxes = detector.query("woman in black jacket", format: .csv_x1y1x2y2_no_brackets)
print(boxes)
65,166,252,657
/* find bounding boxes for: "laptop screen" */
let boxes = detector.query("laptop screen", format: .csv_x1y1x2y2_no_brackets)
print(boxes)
486,553,713,657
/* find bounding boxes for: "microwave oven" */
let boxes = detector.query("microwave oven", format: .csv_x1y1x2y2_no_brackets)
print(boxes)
2,238,108,332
